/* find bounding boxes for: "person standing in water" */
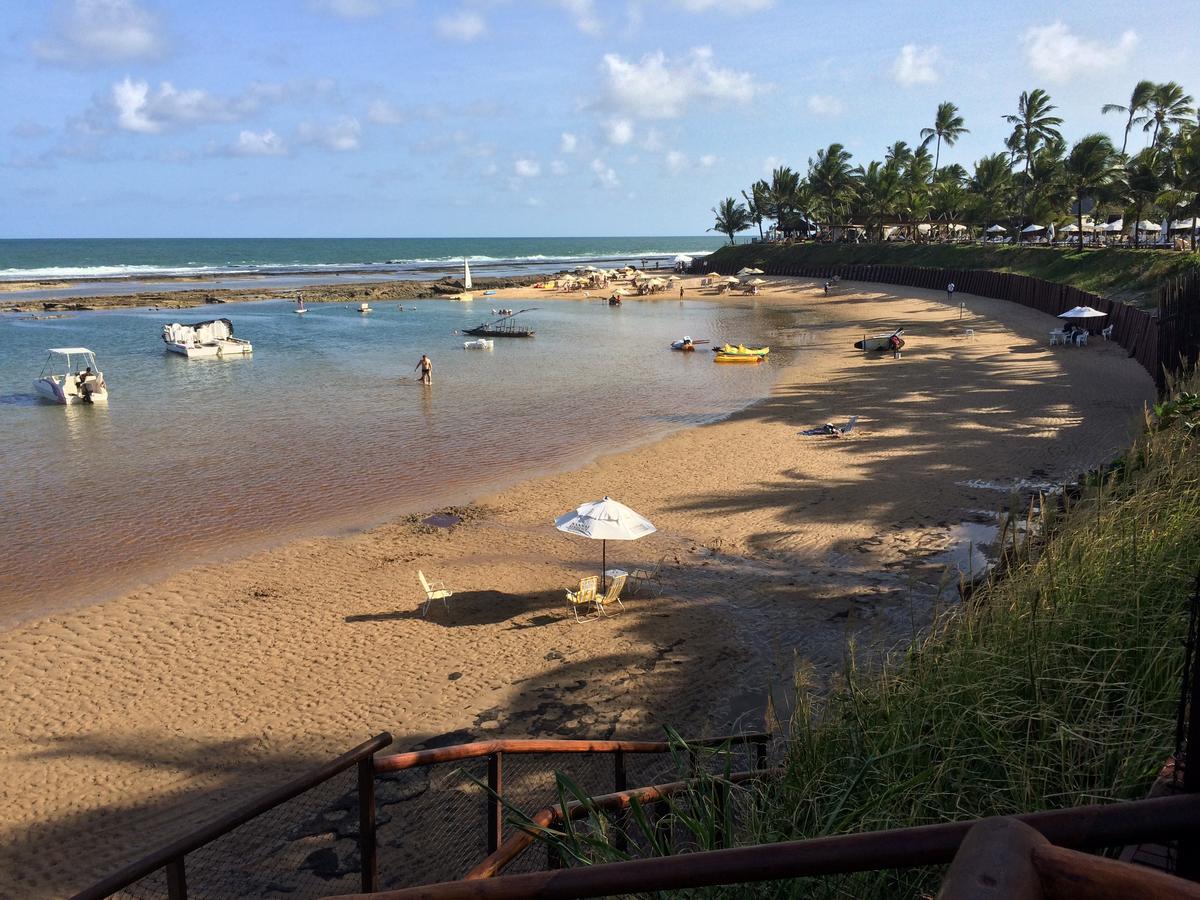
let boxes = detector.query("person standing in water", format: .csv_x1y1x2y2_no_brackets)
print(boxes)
414,354,433,385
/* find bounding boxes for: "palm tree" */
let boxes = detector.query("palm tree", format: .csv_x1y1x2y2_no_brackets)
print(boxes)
919,101,969,172
807,143,857,223
1171,128,1200,251
709,198,751,245
885,141,914,168
1064,134,1121,251
1004,89,1064,179
853,161,904,239
1140,82,1196,150
969,153,1015,226
1125,148,1165,248
741,181,769,240
768,166,802,236
1102,79,1156,155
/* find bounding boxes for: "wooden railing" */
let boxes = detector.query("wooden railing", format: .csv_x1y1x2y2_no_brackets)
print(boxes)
373,734,771,857
71,732,394,900
326,792,1200,899
74,732,768,898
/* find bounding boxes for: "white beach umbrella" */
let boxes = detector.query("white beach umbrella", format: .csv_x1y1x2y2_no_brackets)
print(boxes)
1105,219,1124,232
985,224,1007,233
1058,306,1107,320
746,277,768,285
1061,223,1080,233
1021,224,1045,233
1135,220,1161,232
723,275,741,283
737,267,756,275
555,496,657,586
674,254,694,264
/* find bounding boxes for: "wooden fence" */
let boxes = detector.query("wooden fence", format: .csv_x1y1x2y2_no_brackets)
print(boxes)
699,260,1200,392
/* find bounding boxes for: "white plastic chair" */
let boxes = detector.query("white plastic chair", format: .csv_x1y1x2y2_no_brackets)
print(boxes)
417,571,453,616
1075,331,1088,347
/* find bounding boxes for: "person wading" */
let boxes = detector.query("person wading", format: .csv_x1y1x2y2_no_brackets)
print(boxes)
414,353,433,385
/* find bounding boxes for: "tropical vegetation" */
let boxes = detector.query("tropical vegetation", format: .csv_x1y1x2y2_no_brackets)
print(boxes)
711,82,1200,252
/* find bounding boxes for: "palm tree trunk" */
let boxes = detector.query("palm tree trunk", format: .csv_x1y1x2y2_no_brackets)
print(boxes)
934,135,941,172
1122,112,1133,155
1133,202,1141,248
1077,198,1084,252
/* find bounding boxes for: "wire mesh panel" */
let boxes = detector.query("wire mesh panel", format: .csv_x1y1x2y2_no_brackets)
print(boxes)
374,757,490,891
111,768,364,900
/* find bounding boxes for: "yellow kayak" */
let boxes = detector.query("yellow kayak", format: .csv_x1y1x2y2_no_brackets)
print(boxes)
714,352,765,364
714,343,770,356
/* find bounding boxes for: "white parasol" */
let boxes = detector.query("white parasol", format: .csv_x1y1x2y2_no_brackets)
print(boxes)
1058,306,1107,319
985,224,1007,233
555,497,656,586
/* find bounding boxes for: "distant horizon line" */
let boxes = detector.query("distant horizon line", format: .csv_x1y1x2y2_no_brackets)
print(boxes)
0,234,722,242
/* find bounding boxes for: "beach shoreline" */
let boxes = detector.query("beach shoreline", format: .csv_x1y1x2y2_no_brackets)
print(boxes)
0,276,1156,896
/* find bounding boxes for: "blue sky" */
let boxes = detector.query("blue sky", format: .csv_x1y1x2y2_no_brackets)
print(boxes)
2,0,1195,238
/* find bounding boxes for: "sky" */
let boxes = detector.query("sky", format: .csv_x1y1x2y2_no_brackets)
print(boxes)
1,0,1196,238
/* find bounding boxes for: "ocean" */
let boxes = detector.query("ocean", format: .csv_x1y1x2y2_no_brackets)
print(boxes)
0,236,726,285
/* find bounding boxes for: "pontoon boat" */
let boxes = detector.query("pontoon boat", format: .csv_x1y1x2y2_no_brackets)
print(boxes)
162,319,253,358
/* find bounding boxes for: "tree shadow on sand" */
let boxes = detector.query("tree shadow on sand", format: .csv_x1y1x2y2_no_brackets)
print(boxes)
345,589,562,628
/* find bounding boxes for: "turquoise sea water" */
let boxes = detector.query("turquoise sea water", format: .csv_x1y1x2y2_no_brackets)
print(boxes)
0,236,727,281
0,293,793,625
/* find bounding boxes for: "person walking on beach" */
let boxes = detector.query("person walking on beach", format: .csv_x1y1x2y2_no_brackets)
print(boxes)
947,281,956,303
679,285,685,300
414,354,433,385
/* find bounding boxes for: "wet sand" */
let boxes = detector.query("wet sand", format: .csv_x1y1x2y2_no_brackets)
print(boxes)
0,276,1154,896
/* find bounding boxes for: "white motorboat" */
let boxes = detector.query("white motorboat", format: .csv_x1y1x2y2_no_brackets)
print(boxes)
33,348,109,405
358,302,373,313
162,318,253,358
463,338,494,350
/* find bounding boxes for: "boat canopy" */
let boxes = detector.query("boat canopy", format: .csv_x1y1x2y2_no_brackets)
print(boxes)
48,347,95,355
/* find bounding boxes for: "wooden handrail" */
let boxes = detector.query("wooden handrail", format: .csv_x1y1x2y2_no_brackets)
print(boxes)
466,768,778,879
324,793,1200,900
373,734,769,773
72,732,393,900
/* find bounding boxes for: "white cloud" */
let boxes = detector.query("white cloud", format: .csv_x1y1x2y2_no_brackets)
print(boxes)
606,118,634,144
560,132,578,153
640,128,664,152
665,150,687,174
436,10,486,42
591,157,619,189
1023,23,1137,83
514,157,541,177
309,0,386,17
550,159,568,175
698,153,716,167
762,155,782,174
106,77,292,134
524,196,544,207
298,116,361,151
367,99,404,125
482,161,499,176
807,94,843,116
230,129,288,157
669,0,773,10
34,0,165,65
891,44,939,87
599,47,764,119
553,0,603,35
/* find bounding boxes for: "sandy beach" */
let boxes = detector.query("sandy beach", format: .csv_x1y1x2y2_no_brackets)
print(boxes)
0,276,1154,896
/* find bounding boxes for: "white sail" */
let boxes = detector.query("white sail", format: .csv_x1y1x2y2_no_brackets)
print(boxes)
464,257,472,290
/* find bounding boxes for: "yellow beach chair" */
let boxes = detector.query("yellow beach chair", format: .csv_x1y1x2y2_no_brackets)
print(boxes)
566,575,599,622
595,574,627,617
418,570,453,617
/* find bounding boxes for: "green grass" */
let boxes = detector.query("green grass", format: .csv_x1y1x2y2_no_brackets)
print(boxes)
745,377,1200,896
706,242,1199,307
527,378,1200,897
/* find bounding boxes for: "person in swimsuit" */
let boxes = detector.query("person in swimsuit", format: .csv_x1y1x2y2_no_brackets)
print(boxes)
414,354,433,385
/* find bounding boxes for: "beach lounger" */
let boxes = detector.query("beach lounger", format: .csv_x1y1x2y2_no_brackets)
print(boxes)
630,555,668,597
800,415,857,437
566,575,599,622
418,570,453,617
594,574,627,617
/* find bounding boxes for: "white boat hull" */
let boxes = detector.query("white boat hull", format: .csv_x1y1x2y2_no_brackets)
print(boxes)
463,339,493,350
165,340,253,358
33,376,108,405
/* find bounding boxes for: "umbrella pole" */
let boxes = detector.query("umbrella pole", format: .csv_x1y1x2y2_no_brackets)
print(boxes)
602,540,607,591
